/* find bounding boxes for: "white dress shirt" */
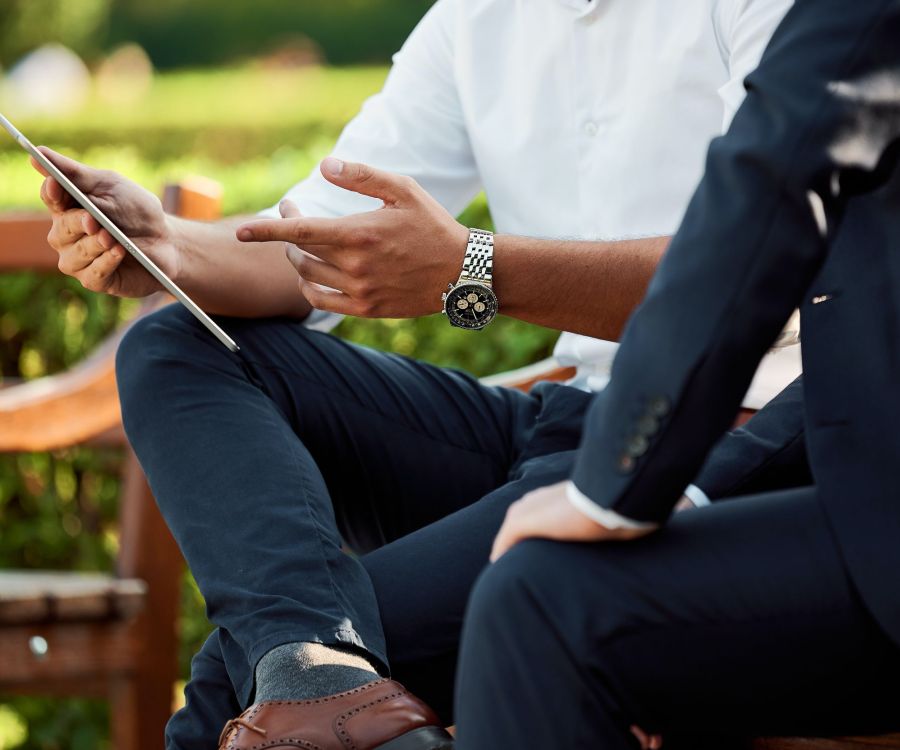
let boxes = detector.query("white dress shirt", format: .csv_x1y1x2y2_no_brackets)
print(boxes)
262,0,797,524
268,0,798,405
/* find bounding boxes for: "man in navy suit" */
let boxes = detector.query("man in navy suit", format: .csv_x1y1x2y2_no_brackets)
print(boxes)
454,0,900,746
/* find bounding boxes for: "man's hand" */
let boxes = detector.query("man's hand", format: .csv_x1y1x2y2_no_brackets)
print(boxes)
490,481,656,563
236,157,469,318
34,147,178,298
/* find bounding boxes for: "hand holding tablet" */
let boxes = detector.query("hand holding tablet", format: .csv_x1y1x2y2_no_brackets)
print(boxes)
0,112,239,352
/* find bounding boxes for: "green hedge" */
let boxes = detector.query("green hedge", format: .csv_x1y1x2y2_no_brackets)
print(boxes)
107,0,437,68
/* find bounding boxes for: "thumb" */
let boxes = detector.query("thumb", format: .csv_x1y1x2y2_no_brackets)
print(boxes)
320,156,416,204
36,146,105,192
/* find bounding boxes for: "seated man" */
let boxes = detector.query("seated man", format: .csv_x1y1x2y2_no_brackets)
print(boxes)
454,0,900,746
35,0,795,747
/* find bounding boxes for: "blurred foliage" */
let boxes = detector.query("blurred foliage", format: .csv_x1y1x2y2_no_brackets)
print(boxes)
0,0,434,70
0,0,112,67
0,66,391,166
0,65,558,748
107,0,437,68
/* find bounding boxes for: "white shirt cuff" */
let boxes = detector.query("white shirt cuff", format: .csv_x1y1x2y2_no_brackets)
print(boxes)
683,484,712,508
566,482,658,531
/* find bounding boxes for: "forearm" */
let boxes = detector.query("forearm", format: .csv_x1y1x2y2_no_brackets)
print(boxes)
169,215,312,319
492,234,669,340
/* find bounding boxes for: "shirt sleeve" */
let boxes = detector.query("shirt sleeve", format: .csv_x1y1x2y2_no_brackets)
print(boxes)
566,482,658,531
714,0,796,129
259,0,481,332
682,484,712,508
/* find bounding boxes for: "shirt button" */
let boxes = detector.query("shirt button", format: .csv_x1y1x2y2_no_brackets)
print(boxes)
583,121,598,137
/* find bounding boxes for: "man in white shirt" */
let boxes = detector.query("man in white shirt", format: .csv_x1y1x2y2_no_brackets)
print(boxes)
36,1,794,747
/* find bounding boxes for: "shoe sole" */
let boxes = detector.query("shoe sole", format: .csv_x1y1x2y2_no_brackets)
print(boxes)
374,726,454,750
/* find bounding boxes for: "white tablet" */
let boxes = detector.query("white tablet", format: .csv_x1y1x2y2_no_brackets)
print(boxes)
0,112,239,353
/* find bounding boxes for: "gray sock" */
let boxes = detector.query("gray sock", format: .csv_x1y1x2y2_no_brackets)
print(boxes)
254,642,381,702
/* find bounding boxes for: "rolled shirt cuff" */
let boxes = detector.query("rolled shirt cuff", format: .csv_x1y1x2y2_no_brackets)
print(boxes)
566,481,658,531
682,484,712,508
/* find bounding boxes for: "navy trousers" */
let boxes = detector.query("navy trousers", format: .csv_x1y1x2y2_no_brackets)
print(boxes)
115,305,591,749
455,487,900,749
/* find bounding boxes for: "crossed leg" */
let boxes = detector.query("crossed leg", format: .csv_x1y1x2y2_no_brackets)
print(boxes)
115,305,588,748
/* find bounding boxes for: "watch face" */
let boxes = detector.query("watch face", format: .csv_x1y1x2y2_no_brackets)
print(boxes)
444,282,498,329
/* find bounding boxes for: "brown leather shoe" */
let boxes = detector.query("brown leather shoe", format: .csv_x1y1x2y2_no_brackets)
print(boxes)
218,679,454,750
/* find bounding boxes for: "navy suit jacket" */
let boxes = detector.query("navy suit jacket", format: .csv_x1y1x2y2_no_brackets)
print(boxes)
572,0,900,644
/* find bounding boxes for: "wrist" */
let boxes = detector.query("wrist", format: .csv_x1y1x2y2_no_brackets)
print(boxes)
161,214,188,285
441,226,499,329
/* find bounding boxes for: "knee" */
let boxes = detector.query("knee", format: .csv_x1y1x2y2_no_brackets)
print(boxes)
465,541,554,638
465,539,633,647
117,304,193,371
116,305,210,405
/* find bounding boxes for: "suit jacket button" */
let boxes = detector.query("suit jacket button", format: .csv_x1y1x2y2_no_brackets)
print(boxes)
637,415,659,436
618,455,636,473
626,435,649,457
648,396,671,417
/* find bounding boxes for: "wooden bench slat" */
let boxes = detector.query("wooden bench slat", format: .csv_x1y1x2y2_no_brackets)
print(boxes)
479,357,576,392
0,296,172,453
753,737,900,750
0,621,139,686
0,571,146,624
0,212,57,271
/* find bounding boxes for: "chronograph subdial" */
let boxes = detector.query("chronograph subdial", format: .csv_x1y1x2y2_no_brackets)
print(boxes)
442,282,499,330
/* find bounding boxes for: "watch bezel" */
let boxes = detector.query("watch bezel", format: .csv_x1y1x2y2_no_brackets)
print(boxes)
442,281,499,330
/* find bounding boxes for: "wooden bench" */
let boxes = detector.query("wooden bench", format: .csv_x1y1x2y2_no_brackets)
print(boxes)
0,179,220,749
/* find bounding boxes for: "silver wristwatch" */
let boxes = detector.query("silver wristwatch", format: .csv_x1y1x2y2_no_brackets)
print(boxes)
441,228,499,330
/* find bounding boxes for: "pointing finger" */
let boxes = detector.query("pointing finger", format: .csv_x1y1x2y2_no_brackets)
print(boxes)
237,216,352,246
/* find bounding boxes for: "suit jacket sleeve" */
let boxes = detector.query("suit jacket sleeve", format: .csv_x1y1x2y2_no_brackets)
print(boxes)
571,0,900,523
692,377,812,501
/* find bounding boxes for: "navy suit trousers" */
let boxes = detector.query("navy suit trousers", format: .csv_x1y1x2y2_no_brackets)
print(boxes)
455,487,900,749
